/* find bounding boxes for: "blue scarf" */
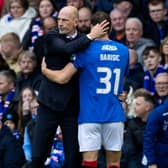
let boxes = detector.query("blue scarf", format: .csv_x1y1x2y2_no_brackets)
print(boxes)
29,11,58,51
0,89,15,120
29,17,44,51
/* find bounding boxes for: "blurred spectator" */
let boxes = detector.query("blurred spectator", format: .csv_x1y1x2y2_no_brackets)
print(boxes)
143,46,166,95
23,97,38,165
0,0,36,42
16,50,42,94
0,120,25,168
125,17,155,67
0,54,9,71
160,36,168,70
22,0,58,50
33,16,57,71
154,72,168,106
27,0,38,9
0,32,24,75
77,7,91,34
23,97,65,168
121,88,155,168
52,0,66,11
144,0,168,46
109,8,126,44
66,0,92,9
0,70,18,123
95,0,114,13
17,87,37,134
113,0,138,18
142,93,168,168
124,49,144,91
1,0,9,16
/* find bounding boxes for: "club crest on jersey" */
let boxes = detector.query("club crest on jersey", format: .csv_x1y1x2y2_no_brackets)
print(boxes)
101,45,117,51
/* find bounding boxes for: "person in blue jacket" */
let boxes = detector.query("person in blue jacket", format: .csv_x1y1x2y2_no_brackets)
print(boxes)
142,96,168,168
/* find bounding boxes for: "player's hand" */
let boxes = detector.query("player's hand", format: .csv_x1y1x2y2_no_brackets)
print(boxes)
87,20,110,40
41,57,47,74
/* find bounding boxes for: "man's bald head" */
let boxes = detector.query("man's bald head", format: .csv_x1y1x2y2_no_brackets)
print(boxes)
59,6,79,20
58,6,79,35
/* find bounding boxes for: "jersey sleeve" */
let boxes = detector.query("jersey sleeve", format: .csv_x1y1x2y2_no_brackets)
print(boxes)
72,51,86,69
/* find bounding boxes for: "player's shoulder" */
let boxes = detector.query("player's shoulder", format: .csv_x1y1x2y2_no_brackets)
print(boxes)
111,40,128,50
98,40,128,52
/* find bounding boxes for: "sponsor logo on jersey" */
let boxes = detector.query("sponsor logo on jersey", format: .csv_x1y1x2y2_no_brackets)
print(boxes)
101,45,118,51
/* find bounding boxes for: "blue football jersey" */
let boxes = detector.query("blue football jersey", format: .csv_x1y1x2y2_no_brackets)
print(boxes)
73,40,129,123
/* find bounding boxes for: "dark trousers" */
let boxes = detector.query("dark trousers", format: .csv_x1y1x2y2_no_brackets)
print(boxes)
32,102,80,168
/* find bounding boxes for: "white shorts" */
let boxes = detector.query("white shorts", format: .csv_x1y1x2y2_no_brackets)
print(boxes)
78,122,124,152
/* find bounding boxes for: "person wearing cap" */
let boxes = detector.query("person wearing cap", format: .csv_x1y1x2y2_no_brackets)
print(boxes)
2,111,21,140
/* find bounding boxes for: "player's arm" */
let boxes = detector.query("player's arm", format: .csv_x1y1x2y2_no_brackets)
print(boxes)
41,58,77,84
62,20,110,53
45,20,109,55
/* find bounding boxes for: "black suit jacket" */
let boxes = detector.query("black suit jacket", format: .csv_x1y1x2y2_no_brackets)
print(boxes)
38,30,91,111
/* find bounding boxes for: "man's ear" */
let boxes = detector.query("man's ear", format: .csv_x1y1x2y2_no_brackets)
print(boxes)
74,18,79,27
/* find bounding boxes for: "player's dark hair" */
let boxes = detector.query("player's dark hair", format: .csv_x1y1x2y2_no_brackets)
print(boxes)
91,11,111,33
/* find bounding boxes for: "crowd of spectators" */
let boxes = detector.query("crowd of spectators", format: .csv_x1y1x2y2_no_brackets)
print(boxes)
0,0,168,168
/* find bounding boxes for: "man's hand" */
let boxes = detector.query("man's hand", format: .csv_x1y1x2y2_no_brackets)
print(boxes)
41,57,47,75
87,20,110,40
118,91,127,102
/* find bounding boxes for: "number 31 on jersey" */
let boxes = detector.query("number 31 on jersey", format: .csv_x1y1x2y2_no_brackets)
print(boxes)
96,67,121,95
